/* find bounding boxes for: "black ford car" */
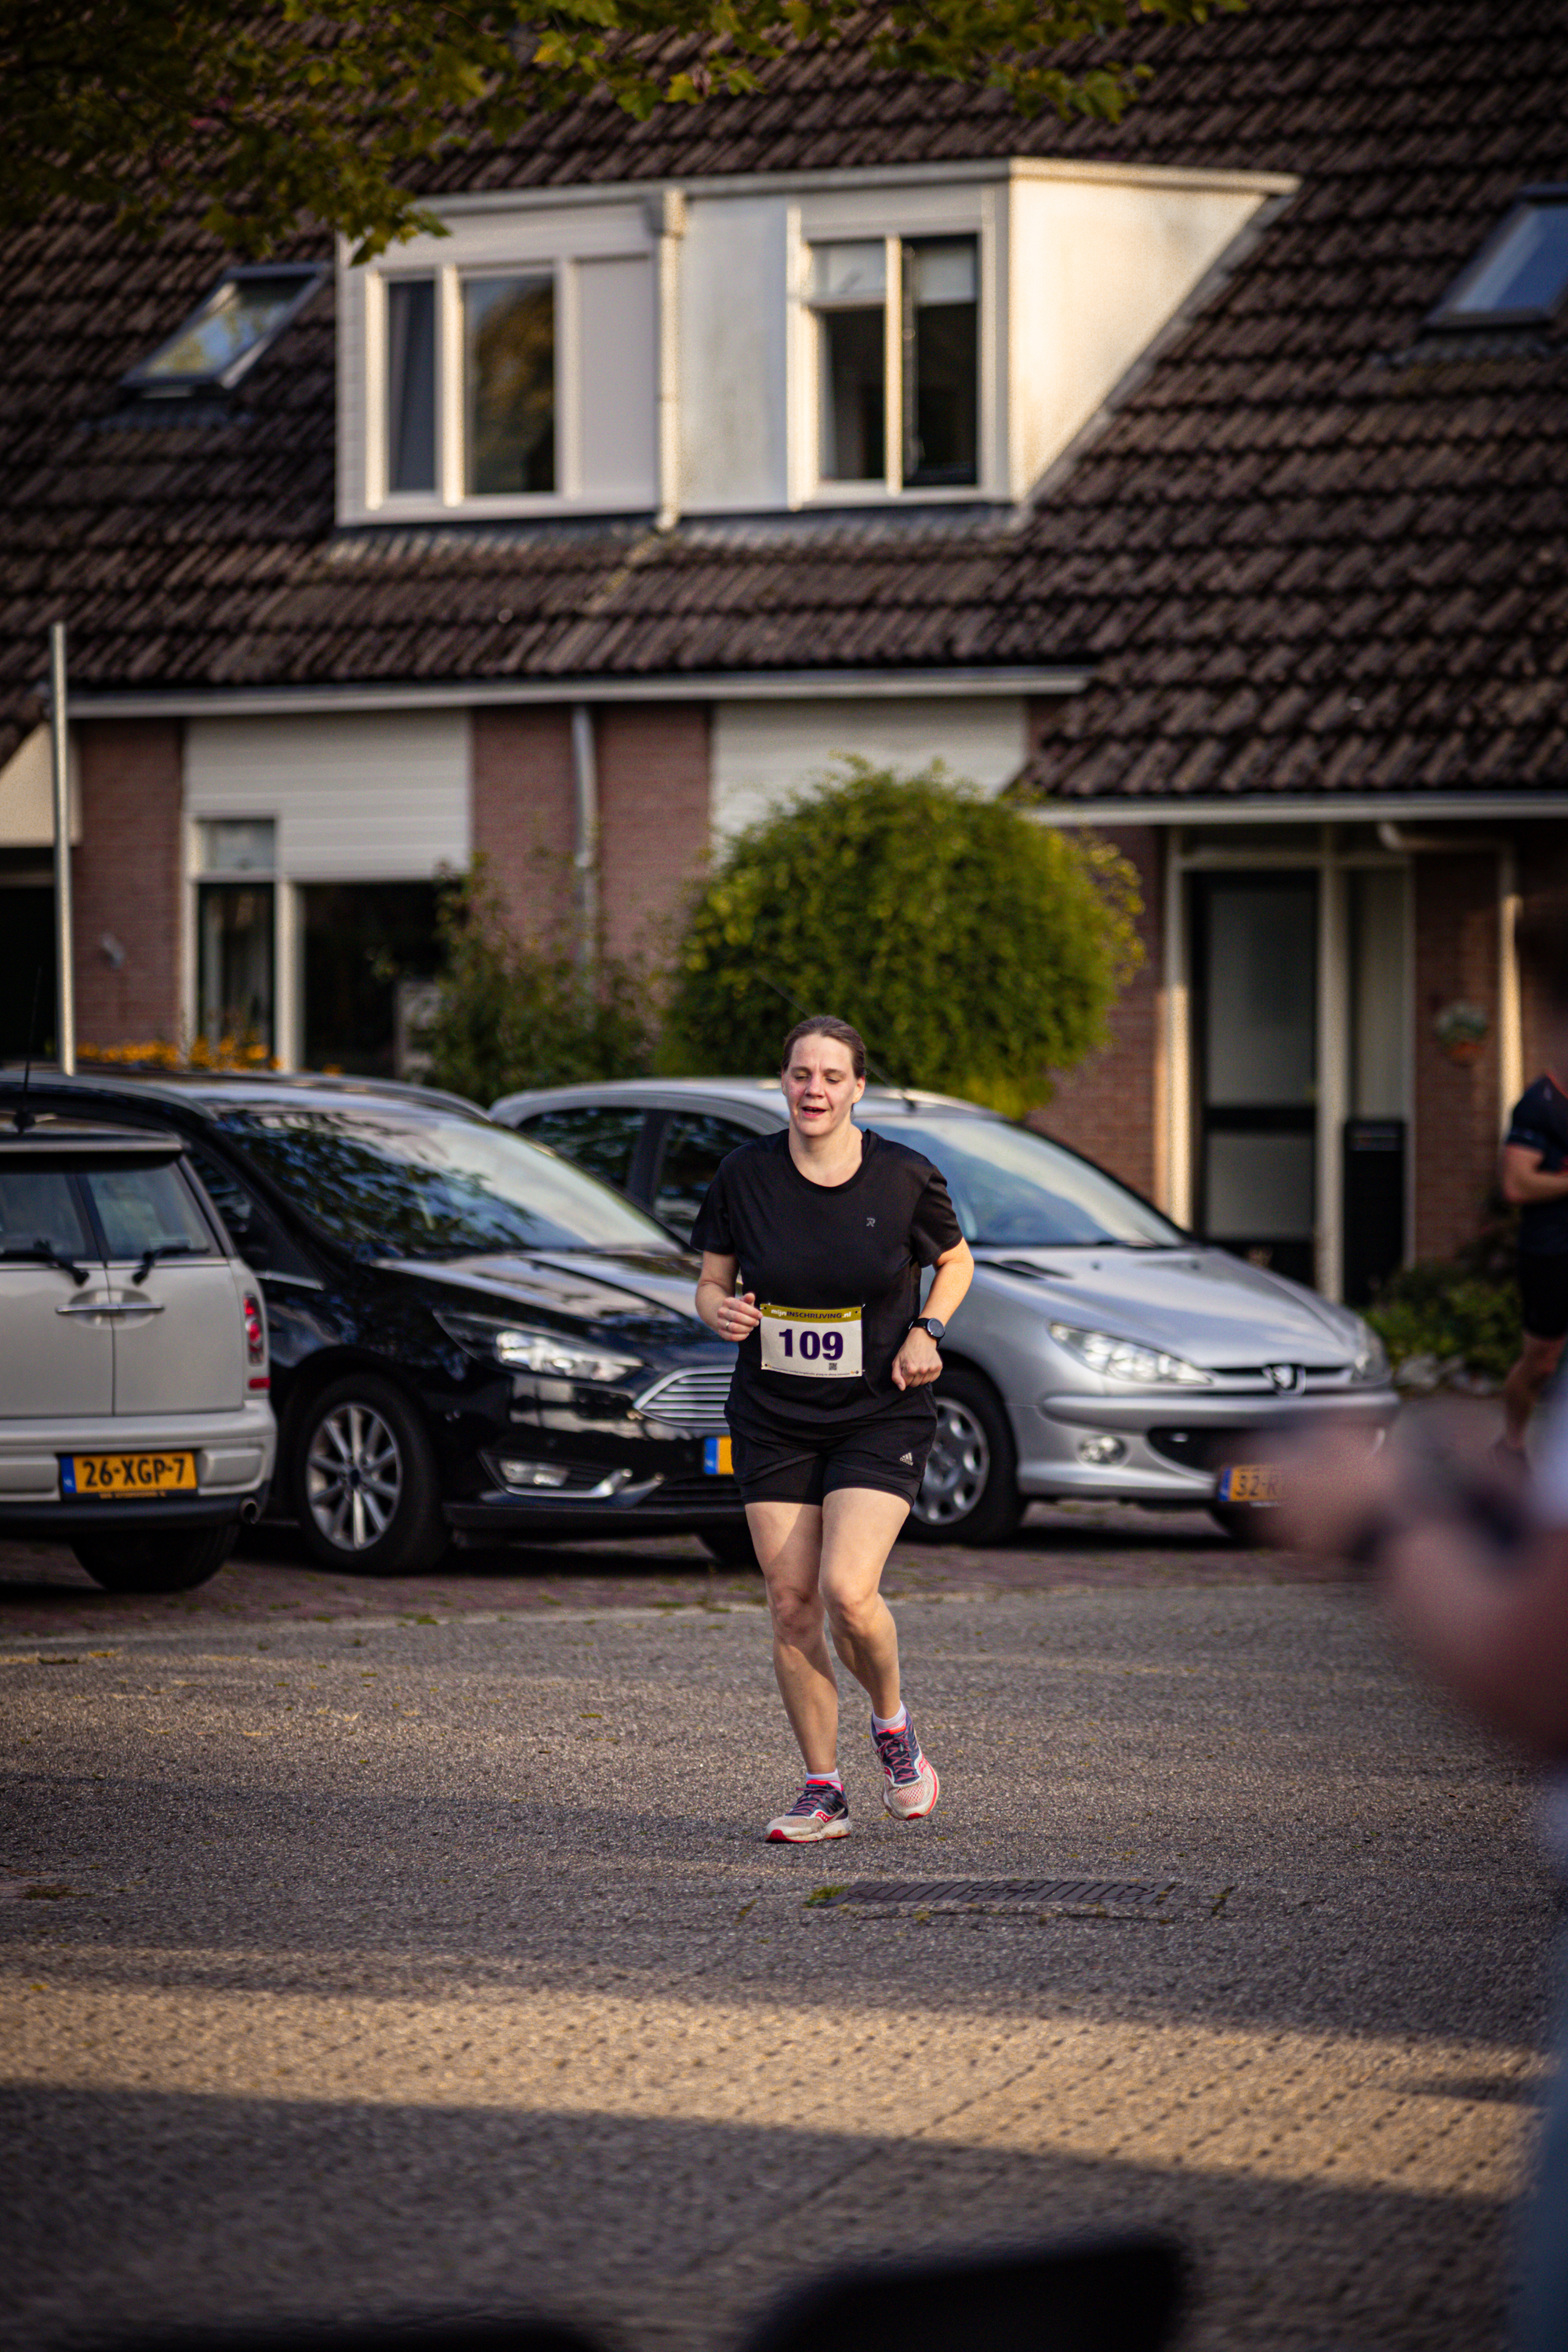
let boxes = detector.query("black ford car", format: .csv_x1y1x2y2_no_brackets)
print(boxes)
0,1074,747,1573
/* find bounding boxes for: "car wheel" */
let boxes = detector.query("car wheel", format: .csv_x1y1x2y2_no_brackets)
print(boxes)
71,1523,236,1594
700,1520,761,1572
906,1363,1023,1547
292,1374,448,1575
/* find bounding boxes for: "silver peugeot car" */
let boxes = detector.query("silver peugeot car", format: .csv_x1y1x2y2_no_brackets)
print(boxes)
490,1077,1399,1544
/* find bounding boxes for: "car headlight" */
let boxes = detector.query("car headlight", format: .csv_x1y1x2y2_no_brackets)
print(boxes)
434,1308,642,1384
1048,1322,1212,1387
1351,1320,1389,1385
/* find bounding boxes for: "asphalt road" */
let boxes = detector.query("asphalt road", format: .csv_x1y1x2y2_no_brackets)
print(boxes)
0,1505,1555,2352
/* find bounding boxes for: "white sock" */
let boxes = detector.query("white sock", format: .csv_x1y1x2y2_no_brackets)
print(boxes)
806,1769,843,1790
871,1705,908,1734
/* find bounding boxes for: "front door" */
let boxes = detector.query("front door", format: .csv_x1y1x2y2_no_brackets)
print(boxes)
1196,874,1318,1287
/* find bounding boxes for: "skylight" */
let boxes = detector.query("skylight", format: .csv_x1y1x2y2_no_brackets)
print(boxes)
1429,189,1568,328
122,265,325,396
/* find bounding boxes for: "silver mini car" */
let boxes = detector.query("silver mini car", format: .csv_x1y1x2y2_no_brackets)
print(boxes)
0,1105,276,1591
491,1077,1399,1544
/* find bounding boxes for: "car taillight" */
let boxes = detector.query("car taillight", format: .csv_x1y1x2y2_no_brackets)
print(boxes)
243,1290,269,1388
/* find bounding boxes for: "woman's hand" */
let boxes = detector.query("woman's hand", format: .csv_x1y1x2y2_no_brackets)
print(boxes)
695,1252,760,1343
715,1290,761,1343
892,1327,942,1390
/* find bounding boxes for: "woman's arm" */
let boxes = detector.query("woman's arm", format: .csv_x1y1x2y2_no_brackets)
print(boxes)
695,1250,762,1343
892,1240,975,1391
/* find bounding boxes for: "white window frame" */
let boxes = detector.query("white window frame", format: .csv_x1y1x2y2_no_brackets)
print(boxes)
341,201,658,523
789,183,1001,508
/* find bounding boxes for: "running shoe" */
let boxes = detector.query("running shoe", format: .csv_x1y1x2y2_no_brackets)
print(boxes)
765,1781,851,1842
873,1715,940,1820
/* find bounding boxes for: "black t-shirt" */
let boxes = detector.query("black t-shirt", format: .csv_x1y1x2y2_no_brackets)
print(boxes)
690,1126,964,1433
1507,1075,1568,1255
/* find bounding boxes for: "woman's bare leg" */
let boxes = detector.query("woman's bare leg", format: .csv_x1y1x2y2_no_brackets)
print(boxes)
818,1487,911,1719
746,1499,837,1773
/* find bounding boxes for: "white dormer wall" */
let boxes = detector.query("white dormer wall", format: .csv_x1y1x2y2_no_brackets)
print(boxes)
1006,163,1287,495
336,161,1292,527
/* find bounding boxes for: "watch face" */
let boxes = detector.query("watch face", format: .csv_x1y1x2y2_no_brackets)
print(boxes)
924,1318,945,1340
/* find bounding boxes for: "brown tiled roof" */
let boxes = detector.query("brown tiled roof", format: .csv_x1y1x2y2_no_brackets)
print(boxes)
3,0,1567,804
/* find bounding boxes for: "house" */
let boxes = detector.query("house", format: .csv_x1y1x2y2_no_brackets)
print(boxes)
2,0,1565,1305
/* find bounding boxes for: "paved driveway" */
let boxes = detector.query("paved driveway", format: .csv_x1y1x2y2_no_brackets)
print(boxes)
0,1509,1552,2352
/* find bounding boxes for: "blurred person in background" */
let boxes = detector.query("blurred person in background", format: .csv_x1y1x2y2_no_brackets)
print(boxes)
1498,901,1568,1467
1287,898,1568,2349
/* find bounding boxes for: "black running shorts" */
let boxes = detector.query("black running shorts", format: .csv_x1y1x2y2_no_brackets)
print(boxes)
731,1409,935,1508
1519,1251,1568,1341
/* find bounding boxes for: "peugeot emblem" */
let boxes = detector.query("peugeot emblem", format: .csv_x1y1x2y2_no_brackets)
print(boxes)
1265,1363,1300,1392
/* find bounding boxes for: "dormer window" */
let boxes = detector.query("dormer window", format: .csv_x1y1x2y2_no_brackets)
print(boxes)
339,165,1290,526
465,274,556,494
352,210,653,516
808,234,978,495
123,266,324,397
1429,188,1568,328
385,270,558,495
386,279,437,492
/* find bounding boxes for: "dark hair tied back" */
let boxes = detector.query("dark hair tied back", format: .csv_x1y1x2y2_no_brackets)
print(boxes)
780,1015,866,1080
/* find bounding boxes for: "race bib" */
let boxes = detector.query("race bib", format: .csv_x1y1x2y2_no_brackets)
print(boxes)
758,1303,862,1379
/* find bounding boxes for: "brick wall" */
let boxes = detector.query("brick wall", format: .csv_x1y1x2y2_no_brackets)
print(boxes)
597,703,711,962
470,707,575,937
1412,852,1504,1260
73,720,183,1046
470,703,710,966
1027,824,1163,1199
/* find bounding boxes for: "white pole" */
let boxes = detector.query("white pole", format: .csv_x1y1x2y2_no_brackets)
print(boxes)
49,622,74,1074
1498,843,1523,1127
570,701,598,968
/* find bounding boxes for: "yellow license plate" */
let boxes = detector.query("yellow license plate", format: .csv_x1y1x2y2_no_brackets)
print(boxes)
1218,1462,1285,1506
703,1436,734,1476
63,1451,198,1498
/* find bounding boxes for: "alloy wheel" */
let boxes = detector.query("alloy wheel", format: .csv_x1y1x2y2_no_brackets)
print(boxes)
914,1396,991,1527
306,1400,404,1552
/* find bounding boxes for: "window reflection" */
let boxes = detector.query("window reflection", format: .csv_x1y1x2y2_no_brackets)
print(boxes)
898,1118,1181,1247
521,1108,645,1194
0,1171,93,1258
903,239,978,487
654,1115,760,1241
465,275,555,495
216,1107,676,1259
387,278,437,493
814,242,887,483
198,883,274,1054
83,1167,211,1260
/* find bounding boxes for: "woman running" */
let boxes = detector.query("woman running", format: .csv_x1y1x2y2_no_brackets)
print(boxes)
692,1016,975,1841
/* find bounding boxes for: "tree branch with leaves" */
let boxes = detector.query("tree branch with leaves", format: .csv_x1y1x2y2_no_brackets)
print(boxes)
2,0,1243,260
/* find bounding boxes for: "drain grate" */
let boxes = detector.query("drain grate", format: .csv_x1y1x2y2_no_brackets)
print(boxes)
820,1877,1177,1917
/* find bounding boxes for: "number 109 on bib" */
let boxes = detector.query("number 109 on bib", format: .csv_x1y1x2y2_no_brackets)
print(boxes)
759,1303,862,1379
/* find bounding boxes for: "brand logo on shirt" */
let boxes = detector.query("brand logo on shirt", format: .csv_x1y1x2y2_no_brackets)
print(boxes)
866,1216,877,1226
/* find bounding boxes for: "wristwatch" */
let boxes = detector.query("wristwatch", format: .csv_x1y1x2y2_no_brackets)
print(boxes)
909,1316,946,1342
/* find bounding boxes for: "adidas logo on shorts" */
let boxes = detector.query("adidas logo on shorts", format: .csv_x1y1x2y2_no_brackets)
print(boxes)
898,1452,914,1466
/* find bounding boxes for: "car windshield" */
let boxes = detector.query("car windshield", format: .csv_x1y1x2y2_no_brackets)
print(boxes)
895,1118,1183,1248
214,1104,679,1259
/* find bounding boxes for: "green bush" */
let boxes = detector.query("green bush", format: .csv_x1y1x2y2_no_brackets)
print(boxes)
1364,1207,1522,1389
420,855,657,1106
662,761,1142,1115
